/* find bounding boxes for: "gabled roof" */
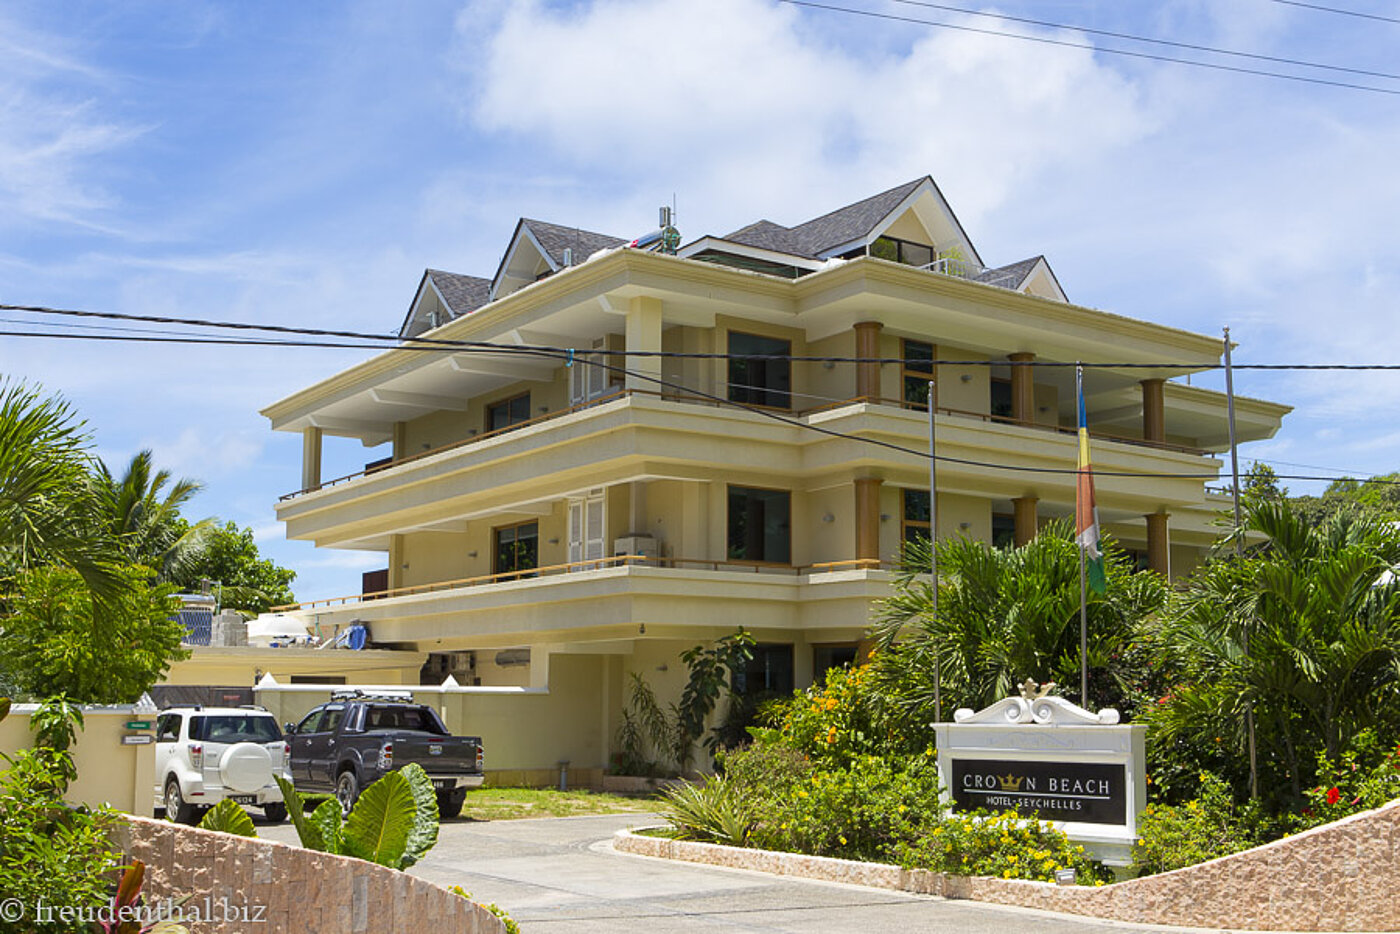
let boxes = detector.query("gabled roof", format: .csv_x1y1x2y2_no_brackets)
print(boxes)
521,219,627,268
398,269,491,339
976,255,1068,302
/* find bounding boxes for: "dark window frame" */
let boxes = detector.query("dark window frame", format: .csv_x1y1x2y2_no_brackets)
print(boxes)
727,331,793,410
990,377,1014,420
726,485,793,565
902,339,936,408
494,519,540,577
870,235,936,268
902,488,931,547
486,391,532,433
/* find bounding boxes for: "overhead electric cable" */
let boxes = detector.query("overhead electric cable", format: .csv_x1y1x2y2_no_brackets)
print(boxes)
889,0,1400,81
1265,0,1400,25
6,302,1400,370
777,0,1400,96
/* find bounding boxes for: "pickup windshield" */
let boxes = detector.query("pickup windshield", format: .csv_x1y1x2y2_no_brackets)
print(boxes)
189,715,282,744
361,705,448,735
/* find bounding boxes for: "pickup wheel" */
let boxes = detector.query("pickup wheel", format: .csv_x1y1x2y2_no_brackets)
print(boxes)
335,769,361,816
262,802,288,822
165,777,197,824
437,788,467,820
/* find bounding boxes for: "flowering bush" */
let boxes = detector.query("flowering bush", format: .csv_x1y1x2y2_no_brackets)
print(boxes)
1131,772,1266,875
894,810,1112,884
765,660,926,767
1298,731,1400,829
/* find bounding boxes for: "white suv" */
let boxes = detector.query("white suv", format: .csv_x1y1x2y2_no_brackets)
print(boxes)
155,706,291,823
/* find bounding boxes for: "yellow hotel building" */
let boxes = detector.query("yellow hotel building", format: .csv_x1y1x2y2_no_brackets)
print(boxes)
183,178,1289,780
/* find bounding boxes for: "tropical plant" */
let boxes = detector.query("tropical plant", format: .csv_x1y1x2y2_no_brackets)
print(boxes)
274,764,439,870
168,521,296,614
0,565,188,704
872,522,1167,713
27,694,85,790
0,378,119,596
0,747,121,934
91,451,215,583
674,628,754,769
1148,499,1400,803
197,798,258,837
448,886,520,934
612,672,677,776
92,861,191,933
656,774,755,846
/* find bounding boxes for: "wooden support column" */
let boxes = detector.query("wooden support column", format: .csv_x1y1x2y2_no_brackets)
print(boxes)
1142,378,1165,444
854,321,883,400
1012,496,1038,546
854,477,884,562
1146,512,1170,577
301,427,322,491
625,296,663,391
1009,352,1035,424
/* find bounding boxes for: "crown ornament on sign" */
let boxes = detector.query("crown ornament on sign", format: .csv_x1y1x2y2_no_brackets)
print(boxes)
998,773,1025,792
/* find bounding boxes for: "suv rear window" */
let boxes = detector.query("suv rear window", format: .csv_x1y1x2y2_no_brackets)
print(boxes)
189,715,282,744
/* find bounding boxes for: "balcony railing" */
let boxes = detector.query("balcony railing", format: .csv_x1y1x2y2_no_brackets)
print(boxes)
270,556,888,613
279,390,1210,502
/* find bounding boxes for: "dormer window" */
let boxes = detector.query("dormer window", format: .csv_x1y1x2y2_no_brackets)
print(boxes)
869,235,935,268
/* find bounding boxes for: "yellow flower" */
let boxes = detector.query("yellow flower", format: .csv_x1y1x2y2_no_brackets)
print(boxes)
839,835,847,845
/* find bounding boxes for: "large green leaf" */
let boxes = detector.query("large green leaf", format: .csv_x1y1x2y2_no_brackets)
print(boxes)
398,763,440,869
309,798,345,855
341,770,415,868
275,776,325,852
198,799,258,837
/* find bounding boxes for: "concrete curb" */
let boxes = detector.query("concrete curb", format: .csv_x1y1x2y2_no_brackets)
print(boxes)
613,807,1400,933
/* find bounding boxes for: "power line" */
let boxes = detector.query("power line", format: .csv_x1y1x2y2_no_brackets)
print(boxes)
889,0,1400,81
6,303,1400,370
1266,0,1400,25
778,0,1400,96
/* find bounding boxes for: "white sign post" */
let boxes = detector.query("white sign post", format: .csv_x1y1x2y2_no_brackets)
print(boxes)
932,682,1147,867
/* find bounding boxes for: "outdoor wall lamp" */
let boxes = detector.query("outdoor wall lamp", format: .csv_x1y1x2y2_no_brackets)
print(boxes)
960,374,974,382
467,550,478,558
821,513,835,523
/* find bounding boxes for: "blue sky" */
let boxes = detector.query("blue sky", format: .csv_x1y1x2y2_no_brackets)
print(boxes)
2,0,1398,601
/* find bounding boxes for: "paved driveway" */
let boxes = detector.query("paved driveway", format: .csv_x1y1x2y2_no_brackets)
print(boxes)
262,813,1185,933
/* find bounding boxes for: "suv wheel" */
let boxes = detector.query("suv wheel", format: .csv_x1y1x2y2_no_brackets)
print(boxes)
165,777,197,824
262,802,288,822
335,769,360,816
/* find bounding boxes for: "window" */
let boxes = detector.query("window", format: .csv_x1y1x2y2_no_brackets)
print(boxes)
295,709,327,734
728,332,791,409
189,715,282,744
486,392,531,433
813,644,859,684
903,489,930,546
902,339,935,407
991,378,1013,420
733,644,794,697
727,486,791,563
870,235,935,268
568,491,605,569
494,520,539,577
156,713,182,743
992,513,1016,549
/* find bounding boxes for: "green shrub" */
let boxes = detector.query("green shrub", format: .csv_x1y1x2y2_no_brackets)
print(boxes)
895,809,1112,884
657,775,755,846
1131,772,1265,875
1298,731,1400,829
0,749,121,934
766,662,926,767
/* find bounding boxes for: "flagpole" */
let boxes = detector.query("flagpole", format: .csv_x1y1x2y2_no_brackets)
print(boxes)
1077,364,1089,706
1223,327,1258,799
928,380,941,724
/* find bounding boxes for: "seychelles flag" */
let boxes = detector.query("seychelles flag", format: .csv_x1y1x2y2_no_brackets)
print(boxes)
1076,366,1107,593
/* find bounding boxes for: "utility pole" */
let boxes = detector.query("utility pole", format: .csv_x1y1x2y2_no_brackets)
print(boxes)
1224,327,1258,799
928,380,941,723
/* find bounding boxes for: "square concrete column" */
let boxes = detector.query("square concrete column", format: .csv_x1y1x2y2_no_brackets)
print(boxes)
1009,352,1035,424
625,296,663,391
301,427,323,491
1141,378,1165,444
1146,511,1170,577
1012,495,1038,546
854,321,883,401
854,477,884,562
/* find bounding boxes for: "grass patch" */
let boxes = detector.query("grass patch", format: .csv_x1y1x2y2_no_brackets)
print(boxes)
459,787,654,821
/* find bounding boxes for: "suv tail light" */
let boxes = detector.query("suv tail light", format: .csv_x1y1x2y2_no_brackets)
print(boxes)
189,744,204,770
378,742,393,770
283,742,291,761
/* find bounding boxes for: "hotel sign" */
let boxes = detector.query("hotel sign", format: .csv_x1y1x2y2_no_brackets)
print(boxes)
950,757,1126,825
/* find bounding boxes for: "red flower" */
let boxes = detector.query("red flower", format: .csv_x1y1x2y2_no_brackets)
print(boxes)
1326,787,1341,805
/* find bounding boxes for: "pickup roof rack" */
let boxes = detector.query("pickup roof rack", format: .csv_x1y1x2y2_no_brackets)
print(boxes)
328,689,416,702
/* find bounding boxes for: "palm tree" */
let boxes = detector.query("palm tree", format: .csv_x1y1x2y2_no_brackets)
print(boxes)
1151,499,1400,800
872,521,1166,713
0,379,118,593
91,450,215,581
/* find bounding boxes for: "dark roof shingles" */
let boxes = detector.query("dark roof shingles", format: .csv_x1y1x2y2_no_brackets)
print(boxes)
721,178,925,259
520,219,626,267
426,269,491,317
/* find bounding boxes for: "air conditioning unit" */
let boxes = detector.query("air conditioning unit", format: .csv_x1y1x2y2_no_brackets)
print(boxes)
614,535,659,560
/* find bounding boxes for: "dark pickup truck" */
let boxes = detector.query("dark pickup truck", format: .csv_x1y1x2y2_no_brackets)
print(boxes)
285,691,484,817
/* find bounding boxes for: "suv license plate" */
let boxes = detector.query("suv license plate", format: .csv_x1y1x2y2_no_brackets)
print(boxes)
230,795,256,805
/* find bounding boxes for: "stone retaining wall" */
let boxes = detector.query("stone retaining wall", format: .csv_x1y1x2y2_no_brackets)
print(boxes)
616,798,1400,932
119,817,507,934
